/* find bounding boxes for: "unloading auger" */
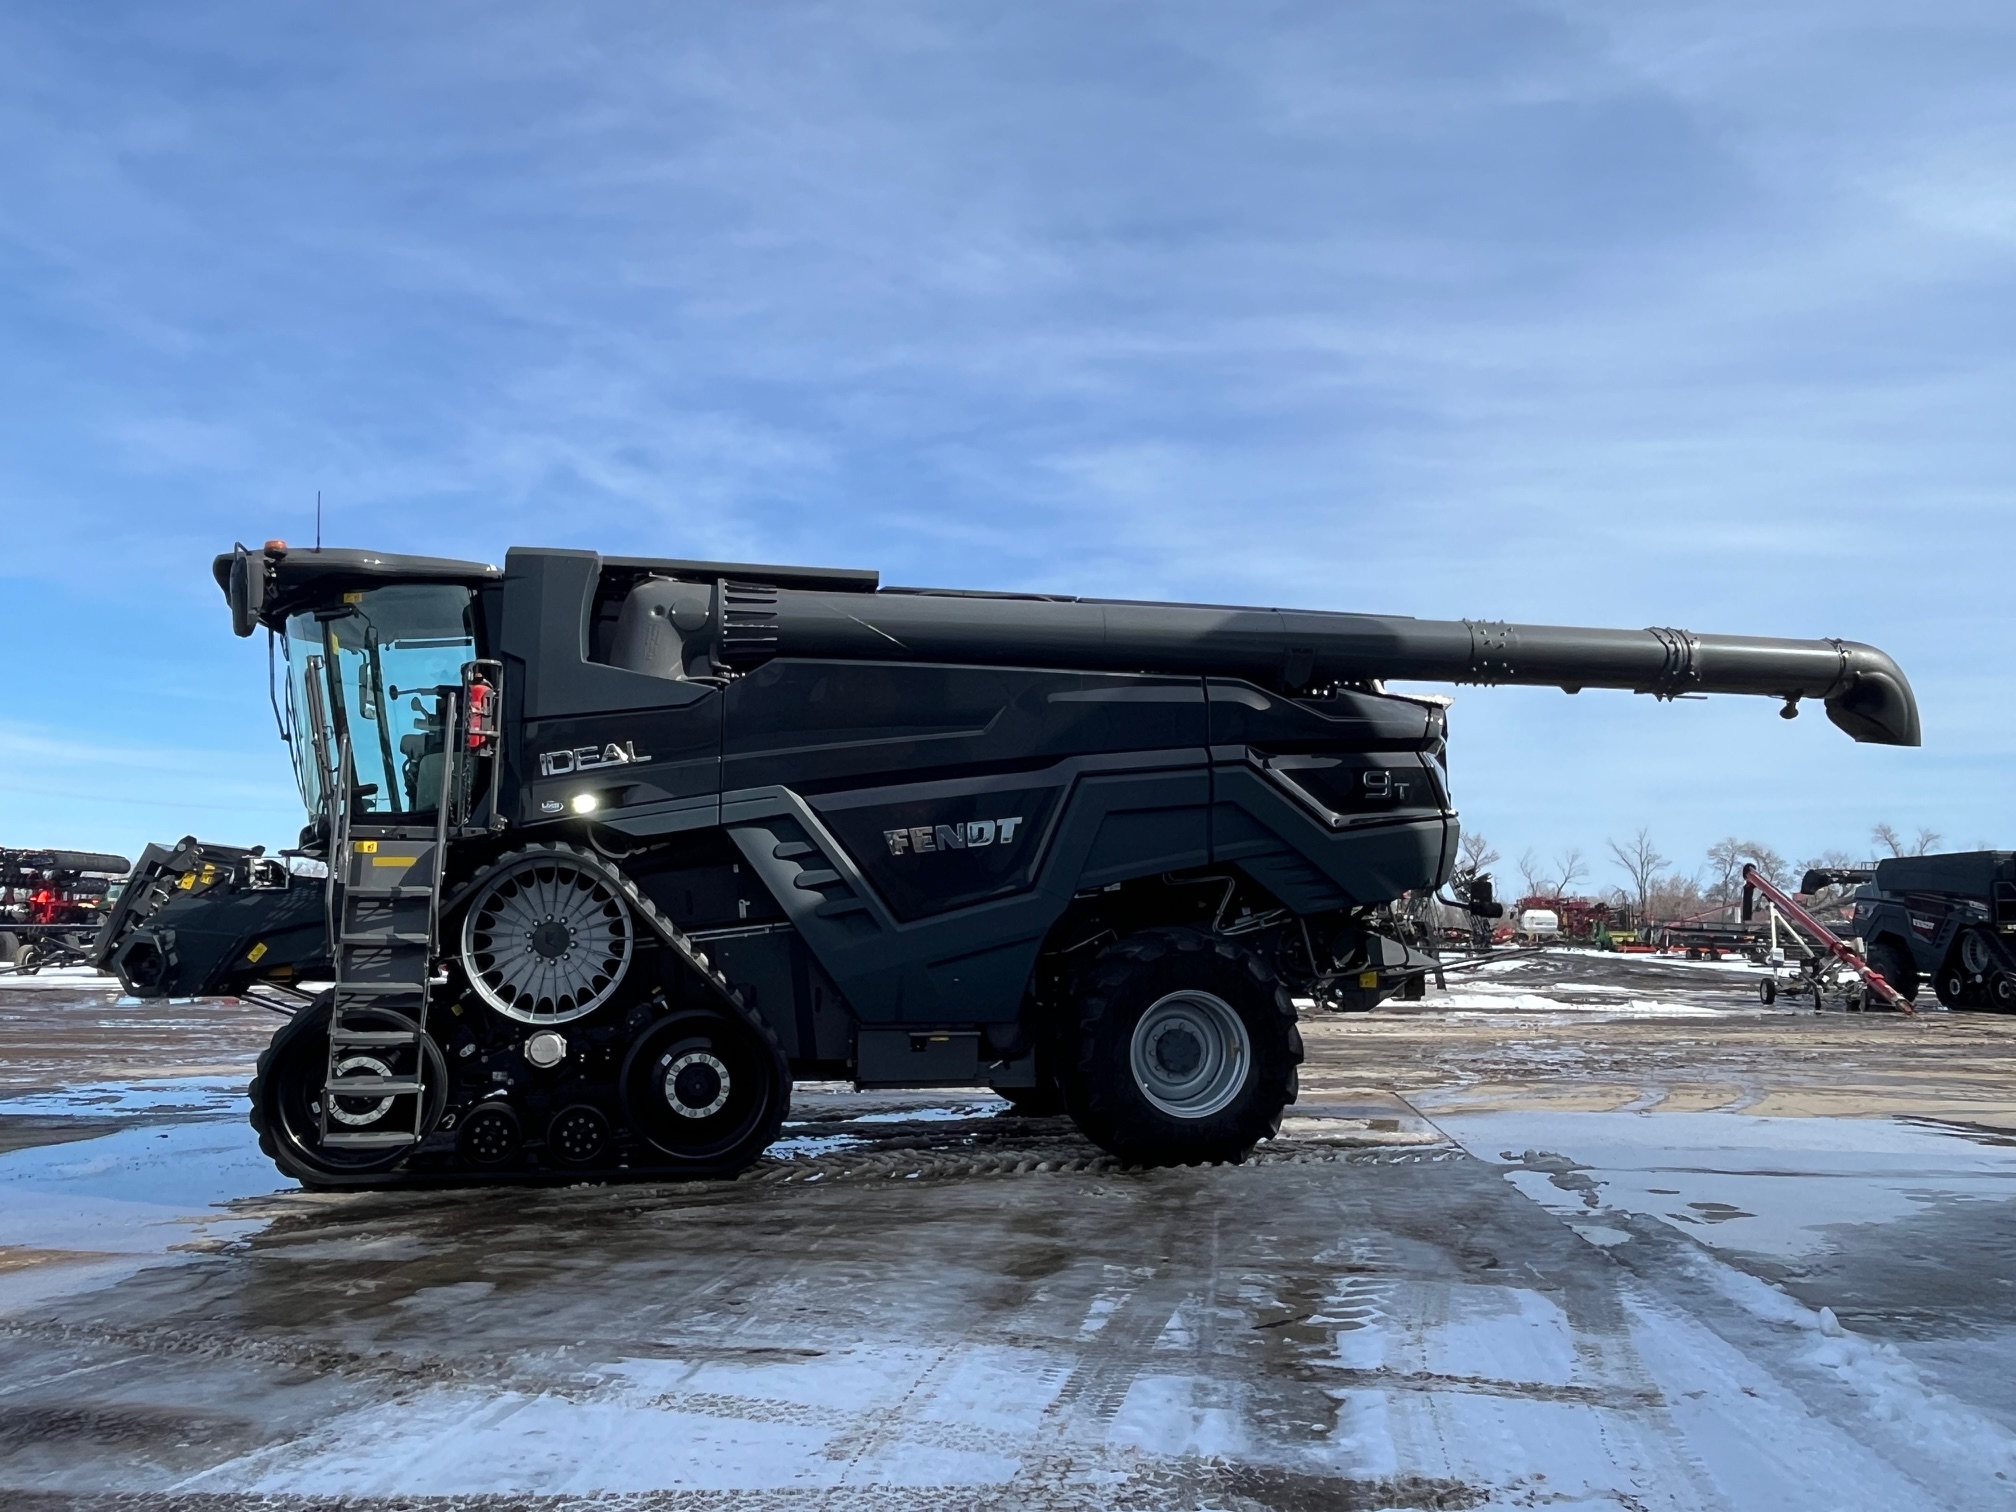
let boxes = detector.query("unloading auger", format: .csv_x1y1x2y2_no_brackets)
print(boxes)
93,542,1918,1186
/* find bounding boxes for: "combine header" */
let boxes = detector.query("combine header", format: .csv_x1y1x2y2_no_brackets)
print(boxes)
95,541,1919,1185
1,849,131,969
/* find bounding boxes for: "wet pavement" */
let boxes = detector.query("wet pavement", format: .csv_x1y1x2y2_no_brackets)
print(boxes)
3,955,2015,1509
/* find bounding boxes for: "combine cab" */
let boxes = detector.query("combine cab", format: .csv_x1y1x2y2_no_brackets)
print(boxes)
97,541,1920,1185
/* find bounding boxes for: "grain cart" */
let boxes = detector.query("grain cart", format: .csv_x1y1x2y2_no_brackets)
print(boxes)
95,542,1919,1185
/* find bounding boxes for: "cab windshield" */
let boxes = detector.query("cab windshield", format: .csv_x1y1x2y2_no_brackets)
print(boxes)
283,585,479,819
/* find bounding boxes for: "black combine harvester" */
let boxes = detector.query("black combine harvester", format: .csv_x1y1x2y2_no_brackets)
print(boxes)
1845,853,2016,1010
95,542,1920,1186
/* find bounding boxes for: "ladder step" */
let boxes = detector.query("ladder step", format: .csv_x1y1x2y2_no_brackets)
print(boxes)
325,1076,424,1097
334,982,429,997
330,1029,421,1047
342,885,431,899
338,932,434,946
319,1130,418,1149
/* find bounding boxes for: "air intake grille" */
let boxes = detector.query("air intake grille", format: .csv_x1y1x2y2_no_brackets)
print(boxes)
719,580,780,665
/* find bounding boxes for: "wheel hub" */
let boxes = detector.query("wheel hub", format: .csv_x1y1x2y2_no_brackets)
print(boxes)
665,1052,731,1118
1150,1024,1204,1079
530,919,575,960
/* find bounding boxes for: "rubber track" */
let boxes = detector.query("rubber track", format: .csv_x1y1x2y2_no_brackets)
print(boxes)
1064,925,1304,1165
250,842,788,1188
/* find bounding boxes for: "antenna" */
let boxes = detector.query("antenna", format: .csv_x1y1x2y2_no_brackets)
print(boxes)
316,490,322,551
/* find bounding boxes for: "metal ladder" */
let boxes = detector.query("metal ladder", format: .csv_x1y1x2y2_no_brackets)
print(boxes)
319,695,458,1152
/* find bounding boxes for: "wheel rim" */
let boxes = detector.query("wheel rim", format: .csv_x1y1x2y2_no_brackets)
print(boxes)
549,1104,612,1164
461,855,633,1025
328,1054,395,1126
621,1010,780,1163
1961,932,1994,974
1128,990,1251,1119
460,1103,522,1166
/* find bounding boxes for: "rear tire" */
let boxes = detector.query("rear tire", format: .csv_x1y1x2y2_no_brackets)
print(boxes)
1062,927,1302,1167
1865,938,1919,1004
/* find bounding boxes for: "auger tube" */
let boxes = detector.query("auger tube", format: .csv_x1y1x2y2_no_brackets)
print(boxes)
678,588,1922,747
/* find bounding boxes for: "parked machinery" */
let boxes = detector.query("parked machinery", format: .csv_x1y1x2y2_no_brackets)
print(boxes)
1848,853,2016,1010
0,849,131,968
94,541,1919,1185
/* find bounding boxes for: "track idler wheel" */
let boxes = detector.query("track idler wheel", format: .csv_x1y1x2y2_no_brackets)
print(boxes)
458,1103,524,1168
549,1104,614,1166
620,1007,788,1173
250,996,447,1187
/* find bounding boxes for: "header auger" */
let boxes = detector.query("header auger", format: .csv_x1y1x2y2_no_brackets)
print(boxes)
95,541,1919,1186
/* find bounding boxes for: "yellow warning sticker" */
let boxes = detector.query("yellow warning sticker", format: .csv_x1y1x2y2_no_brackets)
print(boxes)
343,591,365,604
247,941,269,963
371,856,411,867
1358,970,1380,989
178,872,196,890
354,840,378,853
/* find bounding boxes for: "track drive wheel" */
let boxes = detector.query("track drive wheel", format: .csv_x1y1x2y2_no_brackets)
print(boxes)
249,994,447,1188
1864,938,1919,1005
1993,974,2016,1013
1062,926,1303,1167
620,1005,788,1174
1936,965,1975,1011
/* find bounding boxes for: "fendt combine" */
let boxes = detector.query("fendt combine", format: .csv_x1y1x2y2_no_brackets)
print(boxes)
96,543,1920,1186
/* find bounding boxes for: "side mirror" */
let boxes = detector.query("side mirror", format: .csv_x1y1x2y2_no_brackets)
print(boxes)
227,546,267,637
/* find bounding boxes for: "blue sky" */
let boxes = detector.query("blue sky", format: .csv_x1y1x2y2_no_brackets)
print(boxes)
2,1,2011,895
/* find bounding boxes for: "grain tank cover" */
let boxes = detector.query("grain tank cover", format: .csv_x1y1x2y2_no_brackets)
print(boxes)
1874,852,2016,896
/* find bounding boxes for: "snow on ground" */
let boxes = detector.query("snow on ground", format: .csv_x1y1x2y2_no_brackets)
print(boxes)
0,965,119,993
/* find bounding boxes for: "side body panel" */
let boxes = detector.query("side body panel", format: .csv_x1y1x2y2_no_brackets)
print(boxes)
496,550,1456,1054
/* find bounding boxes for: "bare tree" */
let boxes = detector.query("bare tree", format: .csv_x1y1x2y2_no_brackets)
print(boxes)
1517,848,1551,899
1458,832,1500,873
1647,871,1706,922
1743,842,1789,889
1706,837,1747,902
1706,837,1787,900
1608,827,1669,920
1873,822,1944,858
1555,846,1588,896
